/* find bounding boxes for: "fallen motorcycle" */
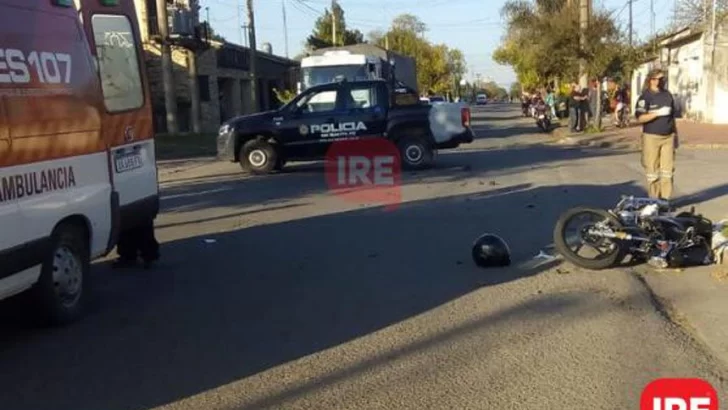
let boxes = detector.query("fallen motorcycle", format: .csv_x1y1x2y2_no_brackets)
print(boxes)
553,196,714,270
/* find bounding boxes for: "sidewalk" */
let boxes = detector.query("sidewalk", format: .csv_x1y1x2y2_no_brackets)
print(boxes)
552,118,728,149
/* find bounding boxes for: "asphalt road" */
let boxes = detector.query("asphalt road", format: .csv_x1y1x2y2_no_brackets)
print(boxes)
1,104,727,410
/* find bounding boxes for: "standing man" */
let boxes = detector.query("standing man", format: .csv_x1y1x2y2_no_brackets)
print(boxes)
634,68,678,200
586,79,596,124
545,87,557,118
113,221,160,269
568,82,587,132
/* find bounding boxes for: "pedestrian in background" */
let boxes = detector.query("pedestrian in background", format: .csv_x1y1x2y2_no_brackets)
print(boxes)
568,82,587,132
634,68,678,200
545,88,557,118
588,78,598,125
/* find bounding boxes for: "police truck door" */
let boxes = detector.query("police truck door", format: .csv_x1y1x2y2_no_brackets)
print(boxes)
338,82,387,140
278,84,343,158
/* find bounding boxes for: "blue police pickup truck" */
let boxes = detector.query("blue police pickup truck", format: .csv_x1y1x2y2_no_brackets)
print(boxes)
217,79,474,174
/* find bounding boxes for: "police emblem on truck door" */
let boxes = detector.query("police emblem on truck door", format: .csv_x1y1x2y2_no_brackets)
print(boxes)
311,121,367,138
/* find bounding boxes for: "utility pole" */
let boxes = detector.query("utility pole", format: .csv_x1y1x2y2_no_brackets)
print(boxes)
246,0,258,112
628,0,633,46
188,50,201,133
237,0,243,45
579,0,589,88
282,0,289,58
331,0,337,46
157,0,177,133
188,1,201,133
650,0,655,38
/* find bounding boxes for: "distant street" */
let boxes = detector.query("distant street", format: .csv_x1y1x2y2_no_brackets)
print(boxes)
1,104,727,410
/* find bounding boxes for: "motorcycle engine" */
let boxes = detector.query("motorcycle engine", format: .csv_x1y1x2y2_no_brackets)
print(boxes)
642,215,713,268
667,243,713,267
654,214,714,267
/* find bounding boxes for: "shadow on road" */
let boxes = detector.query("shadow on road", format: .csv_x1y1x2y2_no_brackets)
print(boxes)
673,182,728,210
158,143,629,214
0,180,660,410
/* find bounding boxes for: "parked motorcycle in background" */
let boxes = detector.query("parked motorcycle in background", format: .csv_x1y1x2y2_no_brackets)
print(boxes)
521,99,530,117
615,103,630,128
534,101,551,132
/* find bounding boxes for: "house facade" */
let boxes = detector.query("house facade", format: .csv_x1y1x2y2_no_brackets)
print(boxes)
133,0,300,133
631,24,728,124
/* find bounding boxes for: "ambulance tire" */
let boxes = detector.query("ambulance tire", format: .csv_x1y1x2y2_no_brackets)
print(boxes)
32,222,90,326
240,139,278,175
398,136,434,170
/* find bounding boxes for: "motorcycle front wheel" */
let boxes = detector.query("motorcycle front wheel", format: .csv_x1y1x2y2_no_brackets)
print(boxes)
553,207,624,270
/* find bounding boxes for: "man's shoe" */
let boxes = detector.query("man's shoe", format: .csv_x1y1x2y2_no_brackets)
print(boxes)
112,258,138,269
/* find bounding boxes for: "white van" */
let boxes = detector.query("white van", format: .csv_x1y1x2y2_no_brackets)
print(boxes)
476,94,488,105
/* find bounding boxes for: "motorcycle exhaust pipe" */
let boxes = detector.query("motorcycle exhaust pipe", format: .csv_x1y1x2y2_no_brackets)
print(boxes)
589,229,650,242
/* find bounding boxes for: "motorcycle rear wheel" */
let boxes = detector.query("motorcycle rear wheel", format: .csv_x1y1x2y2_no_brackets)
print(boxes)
553,207,624,270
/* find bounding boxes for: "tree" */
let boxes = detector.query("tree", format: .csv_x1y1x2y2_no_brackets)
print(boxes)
480,81,509,100
391,14,427,33
367,29,386,44
509,82,522,99
493,0,622,90
306,1,365,50
673,0,728,27
371,14,467,95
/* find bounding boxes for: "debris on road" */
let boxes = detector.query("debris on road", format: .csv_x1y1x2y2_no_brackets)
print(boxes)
534,250,557,261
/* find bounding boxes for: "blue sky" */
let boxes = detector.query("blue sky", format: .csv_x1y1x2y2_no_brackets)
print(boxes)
199,0,675,87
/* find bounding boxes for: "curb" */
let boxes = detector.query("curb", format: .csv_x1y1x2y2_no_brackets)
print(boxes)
157,156,217,175
550,129,728,150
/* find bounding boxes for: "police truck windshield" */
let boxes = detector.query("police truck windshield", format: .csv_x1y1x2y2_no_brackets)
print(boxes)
302,65,369,89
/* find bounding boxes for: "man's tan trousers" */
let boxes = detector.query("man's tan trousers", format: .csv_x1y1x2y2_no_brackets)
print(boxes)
641,133,676,199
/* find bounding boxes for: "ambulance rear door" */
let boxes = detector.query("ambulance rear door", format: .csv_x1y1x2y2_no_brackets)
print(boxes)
79,0,158,229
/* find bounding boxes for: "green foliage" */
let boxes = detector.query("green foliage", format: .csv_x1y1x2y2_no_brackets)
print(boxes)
273,88,297,104
509,82,522,98
306,1,365,50
371,14,467,95
480,81,509,100
493,0,643,88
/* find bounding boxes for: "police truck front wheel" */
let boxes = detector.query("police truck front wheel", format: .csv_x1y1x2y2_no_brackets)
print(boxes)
240,140,278,174
31,222,90,326
398,137,433,170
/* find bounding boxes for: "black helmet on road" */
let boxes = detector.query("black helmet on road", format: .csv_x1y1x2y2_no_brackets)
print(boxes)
472,233,511,268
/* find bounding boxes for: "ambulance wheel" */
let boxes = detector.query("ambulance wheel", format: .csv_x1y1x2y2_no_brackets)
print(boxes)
240,139,278,175
31,222,90,326
398,136,433,170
